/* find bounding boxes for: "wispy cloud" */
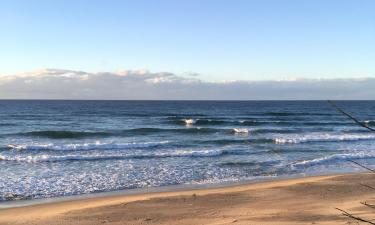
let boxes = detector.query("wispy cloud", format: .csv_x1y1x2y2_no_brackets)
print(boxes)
0,69,374,100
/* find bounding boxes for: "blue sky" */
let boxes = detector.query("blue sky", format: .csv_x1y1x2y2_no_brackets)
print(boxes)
1,0,375,81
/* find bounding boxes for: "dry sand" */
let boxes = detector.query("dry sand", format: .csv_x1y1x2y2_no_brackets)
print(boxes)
1,173,375,225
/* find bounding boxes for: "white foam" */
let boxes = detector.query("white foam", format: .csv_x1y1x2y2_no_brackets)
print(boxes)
274,133,375,144
6,141,170,151
183,118,195,125
232,128,250,134
291,151,375,167
189,174,277,185
167,149,225,157
0,154,127,162
0,148,229,163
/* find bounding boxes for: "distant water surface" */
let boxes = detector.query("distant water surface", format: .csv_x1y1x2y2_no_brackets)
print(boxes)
1,100,375,201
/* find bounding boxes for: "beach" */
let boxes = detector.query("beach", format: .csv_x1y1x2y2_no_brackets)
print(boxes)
3,0,375,223
1,173,375,225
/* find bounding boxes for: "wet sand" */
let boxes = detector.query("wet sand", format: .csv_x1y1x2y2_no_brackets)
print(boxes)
1,173,375,225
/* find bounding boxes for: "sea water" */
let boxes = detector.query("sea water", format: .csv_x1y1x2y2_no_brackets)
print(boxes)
1,100,375,201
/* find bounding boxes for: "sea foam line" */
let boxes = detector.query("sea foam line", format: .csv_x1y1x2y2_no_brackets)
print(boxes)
291,151,375,168
0,149,230,162
274,133,375,144
6,141,170,151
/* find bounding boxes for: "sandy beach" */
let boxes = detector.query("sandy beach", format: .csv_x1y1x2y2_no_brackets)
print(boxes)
1,173,375,225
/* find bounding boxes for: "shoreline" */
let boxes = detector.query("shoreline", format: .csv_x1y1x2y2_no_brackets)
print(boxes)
0,172,353,209
2,172,375,224
0,173,285,209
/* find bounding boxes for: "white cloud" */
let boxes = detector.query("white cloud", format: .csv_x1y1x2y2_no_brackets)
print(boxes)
0,69,374,100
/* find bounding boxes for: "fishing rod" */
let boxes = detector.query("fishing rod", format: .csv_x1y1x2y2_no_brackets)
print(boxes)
327,100,375,132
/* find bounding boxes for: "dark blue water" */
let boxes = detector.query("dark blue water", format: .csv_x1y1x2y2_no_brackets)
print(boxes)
1,100,375,201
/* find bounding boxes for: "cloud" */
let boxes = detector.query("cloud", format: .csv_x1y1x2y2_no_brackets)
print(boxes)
0,69,374,100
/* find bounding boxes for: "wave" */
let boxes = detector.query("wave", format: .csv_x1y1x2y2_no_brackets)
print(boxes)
200,138,277,146
173,118,293,126
220,161,258,167
70,112,208,117
254,128,301,134
203,137,332,149
257,112,335,117
238,120,258,126
298,121,355,126
195,119,228,125
0,149,233,162
6,141,170,151
22,131,112,139
184,118,195,125
1,193,33,201
265,112,296,116
365,120,375,126
291,151,375,168
232,128,250,134
247,121,353,127
169,118,229,126
174,127,222,134
274,133,375,144
16,127,225,139
0,123,16,126
220,159,280,167
169,118,355,127
120,128,169,135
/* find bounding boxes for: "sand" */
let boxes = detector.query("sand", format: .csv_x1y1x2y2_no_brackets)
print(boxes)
1,173,375,225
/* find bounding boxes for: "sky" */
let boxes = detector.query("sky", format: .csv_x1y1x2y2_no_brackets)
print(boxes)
0,0,375,99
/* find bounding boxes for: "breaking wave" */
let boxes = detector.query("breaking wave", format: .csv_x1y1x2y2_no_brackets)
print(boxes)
274,133,375,144
5,141,170,151
15,127,225,138
0,149,234,162
365,120,375,126
232,128,250,134
291,151,375,168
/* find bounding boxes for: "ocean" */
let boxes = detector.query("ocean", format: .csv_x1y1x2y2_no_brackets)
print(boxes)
1,100,375,202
